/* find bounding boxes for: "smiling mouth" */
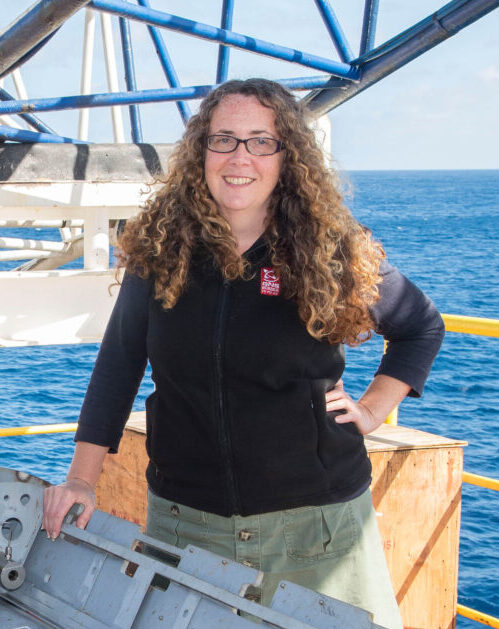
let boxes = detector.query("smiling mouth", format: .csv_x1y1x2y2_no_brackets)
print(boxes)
223,176,255,186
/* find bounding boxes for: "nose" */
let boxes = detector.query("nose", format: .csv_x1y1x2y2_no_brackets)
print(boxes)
228,141,251,163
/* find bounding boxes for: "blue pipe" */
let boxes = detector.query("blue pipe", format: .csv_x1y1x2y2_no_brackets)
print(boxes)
0,77,334,117
119,17,143,142
305,0,499,115
0,87,214,116
0,125,88,144
0,87,57,135
359,0,380,56
279,76,333,90
136,0,191,125
216,0,234,84
89,0,359,79
313,0,354,63
0,0,92,77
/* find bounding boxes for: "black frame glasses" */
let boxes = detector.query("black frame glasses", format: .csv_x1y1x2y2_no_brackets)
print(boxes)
206,134,285,156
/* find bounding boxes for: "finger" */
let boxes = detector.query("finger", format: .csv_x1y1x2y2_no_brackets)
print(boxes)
325,390,350,404
334,411,358,424
43,486,58,536
75,502,95,530
47,493,81,539
326,397,354,413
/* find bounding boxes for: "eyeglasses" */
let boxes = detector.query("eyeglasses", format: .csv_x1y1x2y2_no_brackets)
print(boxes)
206,134,285,156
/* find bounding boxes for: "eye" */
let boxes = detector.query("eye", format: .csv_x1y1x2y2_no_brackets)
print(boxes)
212,135,233,146
255,137,273,146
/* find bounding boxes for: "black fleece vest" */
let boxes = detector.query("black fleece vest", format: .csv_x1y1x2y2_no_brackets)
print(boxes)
145,239,371,516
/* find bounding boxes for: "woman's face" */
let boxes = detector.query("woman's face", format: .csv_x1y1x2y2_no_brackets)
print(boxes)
204,94,284,226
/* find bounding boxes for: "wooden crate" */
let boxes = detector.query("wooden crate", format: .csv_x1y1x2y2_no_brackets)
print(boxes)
95,413,466,629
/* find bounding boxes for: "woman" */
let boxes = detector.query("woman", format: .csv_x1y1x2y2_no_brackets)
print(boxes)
43,78,444,629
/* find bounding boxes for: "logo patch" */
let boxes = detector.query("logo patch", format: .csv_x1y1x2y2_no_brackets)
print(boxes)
260,267,280,296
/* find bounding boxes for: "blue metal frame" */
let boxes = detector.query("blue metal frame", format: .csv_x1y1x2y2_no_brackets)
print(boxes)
0,77,334,118
0,87,57,135
88,0,359,79
313,0,354,63
0,0,496,143
304,0,499,115
136,0,191,125
359,0,380,56
0,124,86,144
216,0,235,84
0,0,91,77
119,16,143,142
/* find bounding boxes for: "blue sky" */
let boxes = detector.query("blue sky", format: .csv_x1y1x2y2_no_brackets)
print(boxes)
0,1,497,169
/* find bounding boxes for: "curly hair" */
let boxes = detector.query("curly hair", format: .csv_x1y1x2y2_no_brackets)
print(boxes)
118,78,384,345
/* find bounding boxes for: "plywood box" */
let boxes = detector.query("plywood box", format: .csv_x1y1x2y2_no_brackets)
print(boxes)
95,413,466,629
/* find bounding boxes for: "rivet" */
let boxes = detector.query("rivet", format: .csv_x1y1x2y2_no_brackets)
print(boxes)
222,559,228,565
319,599,324,606
170,504,180,515
280,583,286,589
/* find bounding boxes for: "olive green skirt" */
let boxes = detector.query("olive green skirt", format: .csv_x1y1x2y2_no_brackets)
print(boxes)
146,488,402,629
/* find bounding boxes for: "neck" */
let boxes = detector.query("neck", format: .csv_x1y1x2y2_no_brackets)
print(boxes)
222,209,267,255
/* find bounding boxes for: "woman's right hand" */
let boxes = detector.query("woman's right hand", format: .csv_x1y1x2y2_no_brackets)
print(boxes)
42,478,95,540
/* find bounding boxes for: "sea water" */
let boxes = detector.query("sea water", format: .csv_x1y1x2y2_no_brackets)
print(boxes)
1,170,497,626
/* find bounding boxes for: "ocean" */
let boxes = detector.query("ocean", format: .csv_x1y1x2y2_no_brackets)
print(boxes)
1,169,498,627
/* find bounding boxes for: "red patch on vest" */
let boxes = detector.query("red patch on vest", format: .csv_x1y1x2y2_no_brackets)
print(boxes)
260,267,280,296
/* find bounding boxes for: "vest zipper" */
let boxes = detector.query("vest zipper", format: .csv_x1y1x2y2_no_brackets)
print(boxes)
214,278,241,514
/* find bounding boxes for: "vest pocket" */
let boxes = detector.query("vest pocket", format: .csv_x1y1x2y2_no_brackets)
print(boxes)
283,502,359,562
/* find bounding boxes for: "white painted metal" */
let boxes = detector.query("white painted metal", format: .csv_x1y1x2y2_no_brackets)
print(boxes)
15,237,84,271
0,249,48,261
59,225,74,242
83,208,109,270
0,270,120,346
0,166,160,342
0,237,67,252
0,205,137,221
100,12,125,143
0,114,22,128
311,114,332,166
0,220,85,228
12,68,28,101
0,181,152,217
78,8,96,142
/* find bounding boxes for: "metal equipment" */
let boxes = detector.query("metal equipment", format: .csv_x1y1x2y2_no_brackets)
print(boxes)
0,467,386,628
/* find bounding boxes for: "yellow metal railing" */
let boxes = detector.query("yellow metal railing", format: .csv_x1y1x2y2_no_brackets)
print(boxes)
463,471,499,492
460,469,499,627
0,423,77,437
457,604,499,628
384,313,499,627
384,313,498,427
442,313,499,337
454,313,499,627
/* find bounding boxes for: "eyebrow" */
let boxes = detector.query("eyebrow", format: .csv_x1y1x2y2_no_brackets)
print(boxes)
214,128,273,136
